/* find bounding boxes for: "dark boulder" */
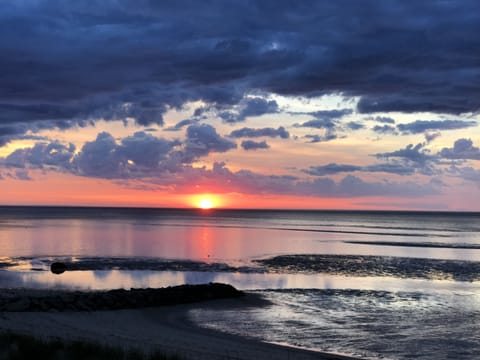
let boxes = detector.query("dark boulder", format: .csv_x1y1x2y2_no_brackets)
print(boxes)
50,262,67,275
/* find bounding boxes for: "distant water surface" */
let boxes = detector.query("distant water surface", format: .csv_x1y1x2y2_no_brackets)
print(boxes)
1,206,479,261
1,206,479,359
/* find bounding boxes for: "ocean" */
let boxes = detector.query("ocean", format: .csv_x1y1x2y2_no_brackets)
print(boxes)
1,206,479,359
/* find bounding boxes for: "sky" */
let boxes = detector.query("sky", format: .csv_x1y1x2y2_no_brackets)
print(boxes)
1,0,480,210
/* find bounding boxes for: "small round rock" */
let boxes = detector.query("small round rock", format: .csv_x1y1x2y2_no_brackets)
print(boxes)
50,262,67,274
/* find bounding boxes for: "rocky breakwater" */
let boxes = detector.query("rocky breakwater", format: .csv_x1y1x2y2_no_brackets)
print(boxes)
0,283,244,312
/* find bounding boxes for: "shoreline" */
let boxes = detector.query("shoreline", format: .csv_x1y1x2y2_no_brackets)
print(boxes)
0,291,360,360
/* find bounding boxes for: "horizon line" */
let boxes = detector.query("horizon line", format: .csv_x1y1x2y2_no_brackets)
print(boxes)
0,204,478,214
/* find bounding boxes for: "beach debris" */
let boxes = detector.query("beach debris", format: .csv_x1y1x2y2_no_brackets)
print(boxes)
50,262,67,275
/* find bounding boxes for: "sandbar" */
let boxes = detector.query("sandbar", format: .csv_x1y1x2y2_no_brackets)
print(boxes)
0,293,358,360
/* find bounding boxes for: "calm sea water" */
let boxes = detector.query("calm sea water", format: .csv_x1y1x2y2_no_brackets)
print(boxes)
1,206,479,359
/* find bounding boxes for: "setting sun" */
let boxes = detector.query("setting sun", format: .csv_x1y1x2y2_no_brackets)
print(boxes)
199,198,214,209
191,194,222,209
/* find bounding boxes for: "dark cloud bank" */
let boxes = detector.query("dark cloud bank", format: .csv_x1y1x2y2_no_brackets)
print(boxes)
2,1,480,133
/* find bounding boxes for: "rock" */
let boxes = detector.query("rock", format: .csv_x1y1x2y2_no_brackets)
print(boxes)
50,262,67,274
0,283,244,312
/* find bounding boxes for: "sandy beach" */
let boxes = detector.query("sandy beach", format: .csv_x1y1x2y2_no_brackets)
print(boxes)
0,294,358,360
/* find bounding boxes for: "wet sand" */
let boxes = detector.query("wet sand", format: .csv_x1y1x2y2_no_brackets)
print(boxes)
0,294,358,360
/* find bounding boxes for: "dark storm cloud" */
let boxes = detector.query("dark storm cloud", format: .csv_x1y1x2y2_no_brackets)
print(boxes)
439,139,480,160
241,140,270,150
2,0,480,142
397,120,477,134
229,126,289,139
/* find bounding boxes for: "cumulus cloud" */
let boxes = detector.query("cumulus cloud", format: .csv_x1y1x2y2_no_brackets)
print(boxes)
1,127,234,179
219,97,279,123
452,166,480,182
424,131,441,143
241,140,270,150
397,120,476,134
341,175,439,197
182,124,237,162
119,132,181,168
5,141,75,169
164,119,199,132
304,163,361,176
304,133,338,143
346,121,364,130
308,109,353,121
229,126,289,139
439,138,480,160
375,116,395,124
295,119,336,129
0,131,439,199
75,132,126,178
158,162,437,198
294,108,357,141
13,169,32,181
74,131,181,178
372,124,397,134
376,143,433,164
